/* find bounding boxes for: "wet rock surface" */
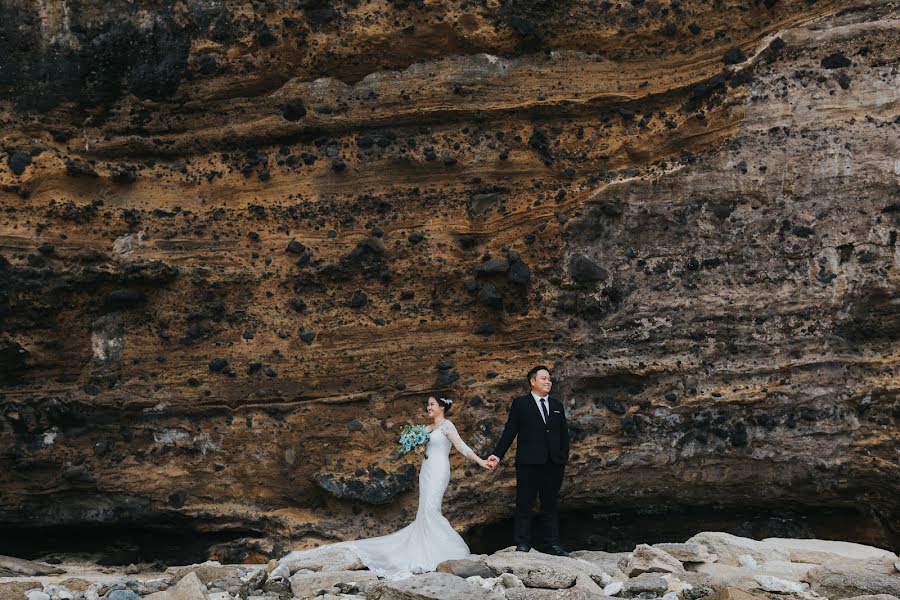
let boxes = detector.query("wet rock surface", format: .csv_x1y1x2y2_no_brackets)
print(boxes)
0,0,898,560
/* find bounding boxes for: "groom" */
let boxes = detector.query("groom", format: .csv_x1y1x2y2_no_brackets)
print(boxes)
487,365,570,556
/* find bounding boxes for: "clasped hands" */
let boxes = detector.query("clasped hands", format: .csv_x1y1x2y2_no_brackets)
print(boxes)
473,454,500,471
483,455,499,471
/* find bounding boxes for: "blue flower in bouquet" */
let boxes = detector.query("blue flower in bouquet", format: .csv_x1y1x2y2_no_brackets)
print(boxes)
399,424,431,459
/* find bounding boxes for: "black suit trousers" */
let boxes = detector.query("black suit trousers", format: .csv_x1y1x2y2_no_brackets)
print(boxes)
514,461,565,546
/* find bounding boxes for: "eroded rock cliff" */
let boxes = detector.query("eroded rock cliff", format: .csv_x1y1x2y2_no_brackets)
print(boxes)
1,0,898,562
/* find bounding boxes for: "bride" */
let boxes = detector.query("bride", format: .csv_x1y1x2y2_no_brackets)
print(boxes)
335,396,491,579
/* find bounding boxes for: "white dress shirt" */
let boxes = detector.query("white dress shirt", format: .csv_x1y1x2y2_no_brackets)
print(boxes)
531,391,549,424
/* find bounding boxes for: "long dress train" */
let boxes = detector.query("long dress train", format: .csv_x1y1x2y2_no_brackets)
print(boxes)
335,419,475,580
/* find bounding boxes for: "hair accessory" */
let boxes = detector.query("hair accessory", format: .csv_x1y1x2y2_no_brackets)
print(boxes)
439,397,453,405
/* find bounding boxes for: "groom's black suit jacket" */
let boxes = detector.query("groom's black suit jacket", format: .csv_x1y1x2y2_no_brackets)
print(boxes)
492,394,569,465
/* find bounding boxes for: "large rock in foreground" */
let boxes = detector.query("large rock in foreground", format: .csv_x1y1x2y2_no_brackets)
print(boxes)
623,544,685,576
806,564,900,599
366,571,501,600
0,555,64,577
278,546,365,573
567,551,630,580
687,533,899,568
144,572,206,600
485,549,610,589
289,569,380,598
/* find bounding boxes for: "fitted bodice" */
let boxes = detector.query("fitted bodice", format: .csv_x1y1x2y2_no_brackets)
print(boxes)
424,420,472,459
425,424,450,455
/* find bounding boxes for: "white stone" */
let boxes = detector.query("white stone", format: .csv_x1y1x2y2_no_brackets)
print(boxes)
652,542,717,563
662,574,693,594
485,548,607,589
626,574,669,594
207,593,232,600
688,532,900,569
289,570,379,598
43,584,74,599
603,581,625,596
687,532,788,565
754,575,809,594
662,593,679,600
268,563,290,580
568,550,630,579
738,554,758,569
498,573,525,589
26,592,51,600
689,562,801,590
367,571,503,600
144,572,207,600
279,545,365,573
466,576,498,591
762,560,822,579
465,573,527,596
465,573,525,594
624,544,685,576
762,538,898,563
239,565,265,587
574,573,604,594
808,563,900,598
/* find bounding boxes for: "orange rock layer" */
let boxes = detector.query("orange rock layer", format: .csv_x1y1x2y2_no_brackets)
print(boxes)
0,0,897,561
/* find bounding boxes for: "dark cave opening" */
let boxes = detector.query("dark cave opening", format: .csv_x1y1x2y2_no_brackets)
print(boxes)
464,504,898,555
1,504,894,567
0,522,266,566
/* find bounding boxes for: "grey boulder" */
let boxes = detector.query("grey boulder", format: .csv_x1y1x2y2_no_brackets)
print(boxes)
367,571,502,600
485,548,608,589
807,564,900,599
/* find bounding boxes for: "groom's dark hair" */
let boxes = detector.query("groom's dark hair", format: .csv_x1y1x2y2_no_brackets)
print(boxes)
527,365,550,386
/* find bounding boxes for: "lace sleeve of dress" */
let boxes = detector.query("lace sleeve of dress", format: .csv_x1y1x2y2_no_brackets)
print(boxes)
443,421,474,459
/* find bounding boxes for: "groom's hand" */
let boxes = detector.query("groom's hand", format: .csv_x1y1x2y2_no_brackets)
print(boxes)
486,455,500,470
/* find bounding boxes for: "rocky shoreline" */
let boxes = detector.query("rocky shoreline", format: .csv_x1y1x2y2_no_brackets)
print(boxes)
2,532,898,600
2,0,899,549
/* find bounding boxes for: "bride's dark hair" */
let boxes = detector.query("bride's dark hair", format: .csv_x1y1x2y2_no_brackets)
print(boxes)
435,396,453,416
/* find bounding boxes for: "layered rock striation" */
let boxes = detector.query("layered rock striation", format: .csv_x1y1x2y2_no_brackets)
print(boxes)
1,0,898,559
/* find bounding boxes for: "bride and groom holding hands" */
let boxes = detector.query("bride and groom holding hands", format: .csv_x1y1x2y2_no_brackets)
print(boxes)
331,365,571,580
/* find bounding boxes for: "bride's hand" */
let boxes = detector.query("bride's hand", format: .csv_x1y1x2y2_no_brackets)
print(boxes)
415,445,425,454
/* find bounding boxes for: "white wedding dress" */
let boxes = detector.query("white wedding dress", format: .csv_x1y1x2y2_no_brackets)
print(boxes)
335,420,475,579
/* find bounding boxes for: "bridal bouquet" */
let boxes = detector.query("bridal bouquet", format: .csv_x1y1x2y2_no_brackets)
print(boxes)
399,424,430,459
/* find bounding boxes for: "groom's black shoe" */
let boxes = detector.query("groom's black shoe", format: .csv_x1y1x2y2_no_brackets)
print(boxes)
547,544,569,557
515,544,531,552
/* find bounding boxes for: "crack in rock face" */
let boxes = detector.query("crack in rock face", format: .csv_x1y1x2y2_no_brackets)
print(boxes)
0,0,898,560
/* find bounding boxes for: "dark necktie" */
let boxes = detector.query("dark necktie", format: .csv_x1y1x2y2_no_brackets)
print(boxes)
540,397,549,426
